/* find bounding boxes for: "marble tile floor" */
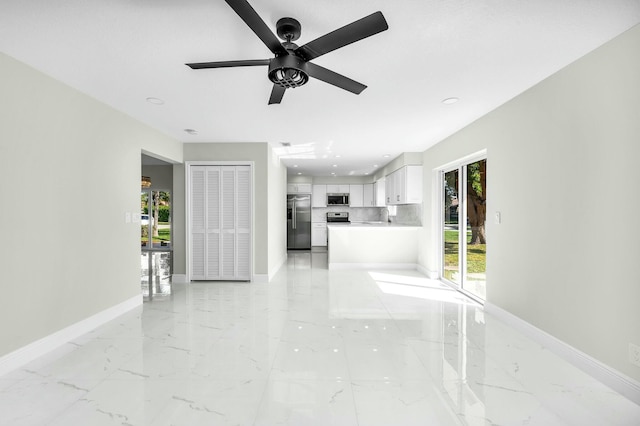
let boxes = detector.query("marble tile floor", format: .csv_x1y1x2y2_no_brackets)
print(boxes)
1,250,639,425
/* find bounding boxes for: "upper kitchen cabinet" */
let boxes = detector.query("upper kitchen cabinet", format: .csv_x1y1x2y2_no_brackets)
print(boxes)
375,178,386,207
385,165,422,205
363,184,375,207
287,183,312,194
312,184,327,207
349,184,364,207
326,184,350,193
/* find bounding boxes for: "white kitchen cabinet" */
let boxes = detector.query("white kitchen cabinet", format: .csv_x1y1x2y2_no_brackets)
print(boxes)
375,178,386,207
287,183,311,193
312,222,328,246
385,171,395,205
363,183,375,207
312,184,327,207
385,165,422,205
189,165,251,281
349,184,364,207
326,184,350,193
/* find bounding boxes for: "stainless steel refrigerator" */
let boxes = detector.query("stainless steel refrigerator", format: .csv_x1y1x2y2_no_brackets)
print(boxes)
287,194,311,249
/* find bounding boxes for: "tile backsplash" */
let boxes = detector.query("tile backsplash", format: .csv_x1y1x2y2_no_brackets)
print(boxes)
312,206,382,222
312,204,422,226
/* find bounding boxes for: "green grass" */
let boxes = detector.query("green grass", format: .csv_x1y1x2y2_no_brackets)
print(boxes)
141,228,171,244
444,229,486,279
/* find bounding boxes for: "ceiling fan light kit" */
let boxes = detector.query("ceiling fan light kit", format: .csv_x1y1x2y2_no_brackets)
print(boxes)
268,55,309,89
186,0,388,104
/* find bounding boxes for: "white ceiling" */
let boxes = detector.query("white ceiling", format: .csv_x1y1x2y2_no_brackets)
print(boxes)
2,0,639,176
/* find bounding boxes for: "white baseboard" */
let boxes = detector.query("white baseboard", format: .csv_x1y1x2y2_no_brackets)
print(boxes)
484,302,640,405
0,294,142,377
171,274,187,284
328,262,418,271
252,274,269,283
416,264,439,279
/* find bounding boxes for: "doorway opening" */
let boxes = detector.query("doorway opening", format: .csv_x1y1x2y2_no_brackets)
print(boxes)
141,153,174,299
441,156,486,301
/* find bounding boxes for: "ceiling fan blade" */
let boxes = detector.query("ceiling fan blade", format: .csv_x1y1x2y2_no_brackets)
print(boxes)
225,0,287,56
306,62,366,94
186,59,271,69
268,84,286,104
295,11,388,61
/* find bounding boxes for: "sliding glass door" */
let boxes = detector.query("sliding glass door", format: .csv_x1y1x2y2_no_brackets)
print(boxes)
442,158,486,300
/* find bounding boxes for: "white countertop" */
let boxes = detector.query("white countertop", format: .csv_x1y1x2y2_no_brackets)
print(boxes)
327,221,421,228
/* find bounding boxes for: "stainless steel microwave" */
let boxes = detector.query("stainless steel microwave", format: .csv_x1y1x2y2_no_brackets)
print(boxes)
327,193,349,206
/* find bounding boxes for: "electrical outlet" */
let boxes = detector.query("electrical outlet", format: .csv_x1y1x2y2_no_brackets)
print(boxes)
630,343,640,368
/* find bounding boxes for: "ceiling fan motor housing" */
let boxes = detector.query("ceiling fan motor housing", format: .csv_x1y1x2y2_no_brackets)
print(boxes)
268,55,309,88
276,17,301,41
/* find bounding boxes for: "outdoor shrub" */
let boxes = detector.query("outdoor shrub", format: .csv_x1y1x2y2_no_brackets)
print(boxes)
158,205,170,222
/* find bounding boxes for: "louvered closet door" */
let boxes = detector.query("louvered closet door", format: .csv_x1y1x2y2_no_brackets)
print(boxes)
189,167,207,280
220,168,236,279
189,164,251,281
206,167,221,279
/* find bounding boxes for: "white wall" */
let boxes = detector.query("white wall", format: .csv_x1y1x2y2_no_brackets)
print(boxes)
419,25,640,381
267,148,287,277
0,52,182,358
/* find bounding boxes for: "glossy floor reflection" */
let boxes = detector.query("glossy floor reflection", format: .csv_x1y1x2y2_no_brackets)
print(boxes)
1,251,639,425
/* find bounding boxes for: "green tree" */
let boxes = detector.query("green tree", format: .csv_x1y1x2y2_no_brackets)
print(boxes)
467,160,486,245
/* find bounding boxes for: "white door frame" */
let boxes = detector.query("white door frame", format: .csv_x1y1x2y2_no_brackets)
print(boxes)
185,161,255,282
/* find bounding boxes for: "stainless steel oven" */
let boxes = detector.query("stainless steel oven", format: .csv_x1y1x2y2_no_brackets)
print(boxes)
327,193,349,206
327,212,350,224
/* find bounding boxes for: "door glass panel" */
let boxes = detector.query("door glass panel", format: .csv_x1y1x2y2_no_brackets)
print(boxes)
143,190,172,249
141,191,150,248
152,190,171,249
465,159,486,299
443,169,460,285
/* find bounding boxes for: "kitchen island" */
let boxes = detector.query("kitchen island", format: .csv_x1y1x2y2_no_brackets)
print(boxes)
327,222,420,270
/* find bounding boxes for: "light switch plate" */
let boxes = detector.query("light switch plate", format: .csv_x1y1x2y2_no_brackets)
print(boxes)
630,343,640,368
494,211,501,224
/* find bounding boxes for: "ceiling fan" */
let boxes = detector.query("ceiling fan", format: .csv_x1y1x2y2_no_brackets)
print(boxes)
186,0,388,104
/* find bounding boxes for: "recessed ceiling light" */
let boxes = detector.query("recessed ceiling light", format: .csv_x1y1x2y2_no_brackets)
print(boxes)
442,97,459,104
331,172,336,175
373,164,378,168
146,97,164,105
383,154,390,158
293,164,298,168
184,128,198,135
364,172,369,175
332,164,338,167
297,172,302,175
335,154,341,158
